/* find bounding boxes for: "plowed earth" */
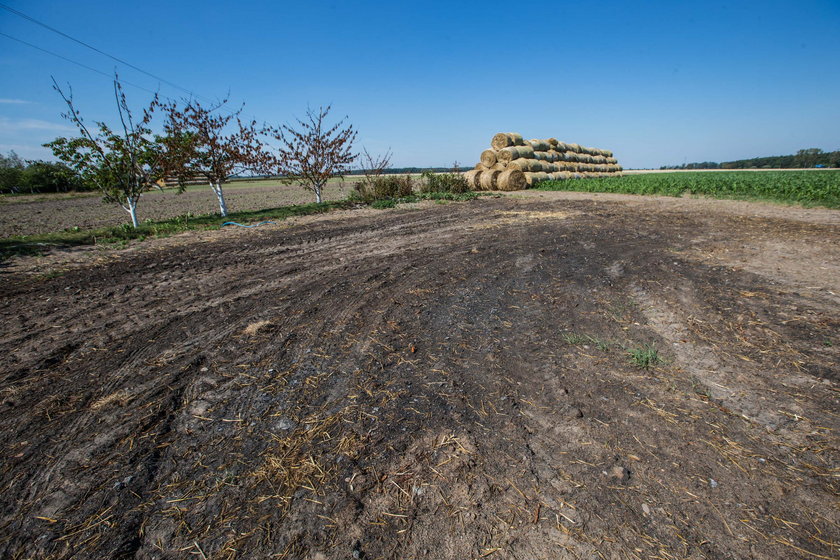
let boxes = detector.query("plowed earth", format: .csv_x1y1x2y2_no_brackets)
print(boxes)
1,192,838,559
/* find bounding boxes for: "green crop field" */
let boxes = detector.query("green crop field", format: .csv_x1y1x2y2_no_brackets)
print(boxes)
537,170,840,208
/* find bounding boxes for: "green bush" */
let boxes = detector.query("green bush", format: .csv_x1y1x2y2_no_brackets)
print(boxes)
419,170,470,194
352,174,414,203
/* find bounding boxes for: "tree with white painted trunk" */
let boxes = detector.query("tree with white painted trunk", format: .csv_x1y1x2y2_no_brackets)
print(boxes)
159,98,271,217
267,105,358,204
46,76,170,228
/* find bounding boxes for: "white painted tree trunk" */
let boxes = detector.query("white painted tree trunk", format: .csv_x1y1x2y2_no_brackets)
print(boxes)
211,181,228,217
125,196,139,228
314,183,323,204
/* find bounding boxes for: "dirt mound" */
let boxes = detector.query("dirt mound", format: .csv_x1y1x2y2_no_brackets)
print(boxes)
1,194,838,559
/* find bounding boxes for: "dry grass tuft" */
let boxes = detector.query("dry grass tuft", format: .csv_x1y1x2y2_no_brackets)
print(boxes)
90,390,133,410
243,320,274,336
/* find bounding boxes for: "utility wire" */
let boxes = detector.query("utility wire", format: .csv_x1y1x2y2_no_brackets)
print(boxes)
0,31,157,95
0,2,205,101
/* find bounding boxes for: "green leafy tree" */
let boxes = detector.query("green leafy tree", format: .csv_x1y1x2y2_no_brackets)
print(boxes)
45,75,173,227
20,161,84,193
0,151,25,194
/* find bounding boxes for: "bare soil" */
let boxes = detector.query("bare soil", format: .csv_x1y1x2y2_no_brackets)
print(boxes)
1,192,838,560
0,182,351,237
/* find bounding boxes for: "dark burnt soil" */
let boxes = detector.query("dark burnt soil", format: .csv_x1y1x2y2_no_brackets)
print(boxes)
1,195,838,560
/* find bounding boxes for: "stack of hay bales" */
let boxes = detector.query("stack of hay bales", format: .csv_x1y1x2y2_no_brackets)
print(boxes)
464,132,623,190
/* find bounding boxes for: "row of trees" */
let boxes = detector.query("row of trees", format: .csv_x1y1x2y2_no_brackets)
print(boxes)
0,152,86,194
661,148,840,170
46,75,359,227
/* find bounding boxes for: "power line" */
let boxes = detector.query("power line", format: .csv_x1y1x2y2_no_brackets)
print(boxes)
0,31,157,95
0,2,205,101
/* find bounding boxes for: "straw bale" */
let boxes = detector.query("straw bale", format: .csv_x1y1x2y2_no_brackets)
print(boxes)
548,138,559,147
524,171,551,187
479,169,501,190
497,145,535,162
480,149,497,167
491,132,525,150
528,139,551,152
497,169,526,191
463,169,480,189
492,162,507,171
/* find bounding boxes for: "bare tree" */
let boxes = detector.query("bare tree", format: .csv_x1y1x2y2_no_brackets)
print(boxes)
46,76,171,227
159,98,272,217
267,105,358,204
358,147,393,182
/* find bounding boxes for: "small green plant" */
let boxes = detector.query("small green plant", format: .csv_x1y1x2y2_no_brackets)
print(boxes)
370,198,397,209
562,332,586,345
562,331,611,350
419,166,470,194
627,344,661,369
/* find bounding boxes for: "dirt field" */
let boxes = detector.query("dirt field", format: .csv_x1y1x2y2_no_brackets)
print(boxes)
1,192,838,559
0,181,352,237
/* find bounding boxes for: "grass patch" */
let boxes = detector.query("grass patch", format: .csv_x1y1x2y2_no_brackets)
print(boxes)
627,344,662,369
562,331,611,350
536,171,840,208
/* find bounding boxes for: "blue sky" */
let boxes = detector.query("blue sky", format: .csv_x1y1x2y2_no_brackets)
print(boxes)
1,0,839,169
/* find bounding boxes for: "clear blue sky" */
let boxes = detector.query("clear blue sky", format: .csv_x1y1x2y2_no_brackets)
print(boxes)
1,0,839,169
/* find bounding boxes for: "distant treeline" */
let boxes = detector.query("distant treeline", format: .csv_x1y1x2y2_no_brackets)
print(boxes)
346,167,458,175
661,148,840,170
231,167,461,181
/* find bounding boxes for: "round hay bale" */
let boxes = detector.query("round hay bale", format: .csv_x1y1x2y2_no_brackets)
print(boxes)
528,139,551,152
548,138,559,147
463,169,480,189
593,155,606,164
497,169,526,191
491,133,512,150
479,169,501,190
492,162,507,171
606,157,618,164
480,150,497,167
533,152,546,161
509,159,541,172
491,132,525,150
524,172,550,187
556,141,570,152
568,143,582,153
557,171,571,180
497,145,535,162
473,163,482,170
